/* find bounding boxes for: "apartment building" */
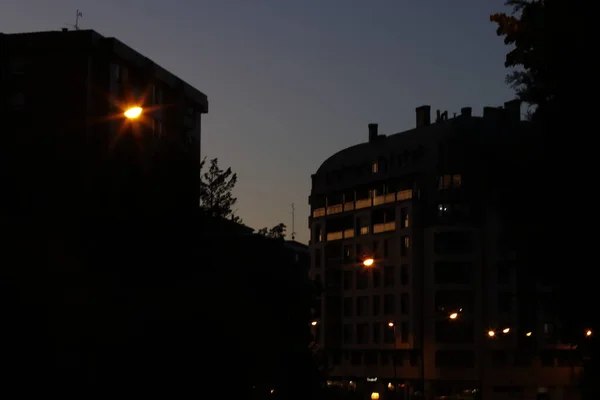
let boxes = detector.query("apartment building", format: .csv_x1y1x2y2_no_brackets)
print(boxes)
0,29,207,214
309,103,580,400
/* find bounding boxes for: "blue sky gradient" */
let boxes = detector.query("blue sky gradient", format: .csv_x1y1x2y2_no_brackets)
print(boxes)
2,0,514,243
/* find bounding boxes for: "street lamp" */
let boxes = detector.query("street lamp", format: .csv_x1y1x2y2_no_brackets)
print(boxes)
388,321,397,391
311,321,318,326
487,330,495,337
449,312,458,320
363,258,374,267
124,106,143,119
586,329,592,337
526,332,532,337
502,328,510,334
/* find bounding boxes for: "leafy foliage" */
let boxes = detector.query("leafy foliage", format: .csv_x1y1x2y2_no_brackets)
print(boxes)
199,157,240,220
257,223,287,239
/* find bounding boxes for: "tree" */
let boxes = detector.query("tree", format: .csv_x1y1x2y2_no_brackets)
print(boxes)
491,2,597,397
256,223,287,240
199,158,239,219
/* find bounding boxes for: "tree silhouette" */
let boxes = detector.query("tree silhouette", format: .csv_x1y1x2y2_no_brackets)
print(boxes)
199,157,239,219
256,223,287,239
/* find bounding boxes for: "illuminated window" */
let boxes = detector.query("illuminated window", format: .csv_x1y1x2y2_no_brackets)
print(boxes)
372,162,379,173
438,174,462,189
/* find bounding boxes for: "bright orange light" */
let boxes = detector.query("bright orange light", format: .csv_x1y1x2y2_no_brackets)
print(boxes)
363,258,374,267
311,321,318,326
371,392,380,400
449,313,458,320
526,332,532,337
502,328,510,334
488,330,495,337
388,321,394,327
586,330,592,337
124,106,142,119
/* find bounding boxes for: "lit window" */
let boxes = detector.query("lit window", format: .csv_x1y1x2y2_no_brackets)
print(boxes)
372,162,379,173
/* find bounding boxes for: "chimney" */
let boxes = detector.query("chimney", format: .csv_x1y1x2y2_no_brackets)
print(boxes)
461,107,472,117
368,123,378,142
416,105,431,128
504,99,521,122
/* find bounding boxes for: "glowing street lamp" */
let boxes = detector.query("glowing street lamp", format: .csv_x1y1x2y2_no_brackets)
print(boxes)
586,329,592,337
502,328,510,334
388,321,395,328
311,321,318,326
124,106,143,119
526,332,532,337
449,312,458,320
488,330,495,337
363,258,374,267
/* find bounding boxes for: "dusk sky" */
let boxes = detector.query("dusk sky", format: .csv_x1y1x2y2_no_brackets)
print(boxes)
2,0,514,244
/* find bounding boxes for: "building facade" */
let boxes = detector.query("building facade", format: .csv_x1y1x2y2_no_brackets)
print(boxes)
309,103,579,400
0,29,208,215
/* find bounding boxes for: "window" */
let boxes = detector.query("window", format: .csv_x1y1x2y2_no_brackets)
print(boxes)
364,350,377,365
384,266,395,287
372,161,379,173
498,292,512,313
401,322,409,343
372,295,380,316
343,271,352,290
401,208,409,228
343,245,354,264
372,269,381,288
435,290,474,313
315,249,322,268
357,323,369,344
344,297,353,317
356,270,368,290
384,324,395,343
314,225,322,243
400,264,409,285
356,296,369,316
384,239,390,258
434,231,472,255
380,350,390,365
343,324,353,344
351,351,361,365
372,241,379,258
438,174,462,189
497,264,510,284
372,323,381,343
401,236,410,256
401,293,409,314
435,320,474,344
384,294,395,315
434,262,472,284
435,350,474,367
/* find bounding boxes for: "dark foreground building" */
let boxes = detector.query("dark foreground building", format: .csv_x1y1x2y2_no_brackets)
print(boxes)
309,103,581,400
0,29,208,215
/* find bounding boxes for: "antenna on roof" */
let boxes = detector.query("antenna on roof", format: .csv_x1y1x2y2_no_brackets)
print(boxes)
64,9,83,31
291,203,297,240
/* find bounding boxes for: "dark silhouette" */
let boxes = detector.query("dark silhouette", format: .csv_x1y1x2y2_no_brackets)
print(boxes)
257,223,287,239
491,1,597,398
199,157,241,221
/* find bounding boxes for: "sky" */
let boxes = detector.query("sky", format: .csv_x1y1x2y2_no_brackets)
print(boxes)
2,0,514,244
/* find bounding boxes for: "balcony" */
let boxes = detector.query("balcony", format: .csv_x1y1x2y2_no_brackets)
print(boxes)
355,198,371,209
313,208,326,218
397,189,412,201
327,204,343,215
384,193,396,203
326,229,355,241
373,221,396,234
343,202,355,212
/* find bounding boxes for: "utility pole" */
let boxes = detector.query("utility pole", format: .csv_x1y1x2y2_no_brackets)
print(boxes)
291,203,297,240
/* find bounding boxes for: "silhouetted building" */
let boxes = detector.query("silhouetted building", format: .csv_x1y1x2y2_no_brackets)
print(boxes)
309,102,578,400
0,29,208,214
285,240,310,271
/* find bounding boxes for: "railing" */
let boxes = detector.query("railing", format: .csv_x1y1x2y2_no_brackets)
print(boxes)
373,221,396,234
355,198,371,209
326,231,343,241
312,208,326,218
397,189,412,201
384,193,396,203
327,204,343,215
343,229,354,239
311,189,413,219
373,195,386,206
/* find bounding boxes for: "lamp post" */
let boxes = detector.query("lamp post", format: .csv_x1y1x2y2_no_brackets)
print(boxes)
388,321,397,393
124,106,143,119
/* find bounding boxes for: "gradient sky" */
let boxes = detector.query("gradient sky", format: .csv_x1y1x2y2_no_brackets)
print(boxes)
2,0,514,244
